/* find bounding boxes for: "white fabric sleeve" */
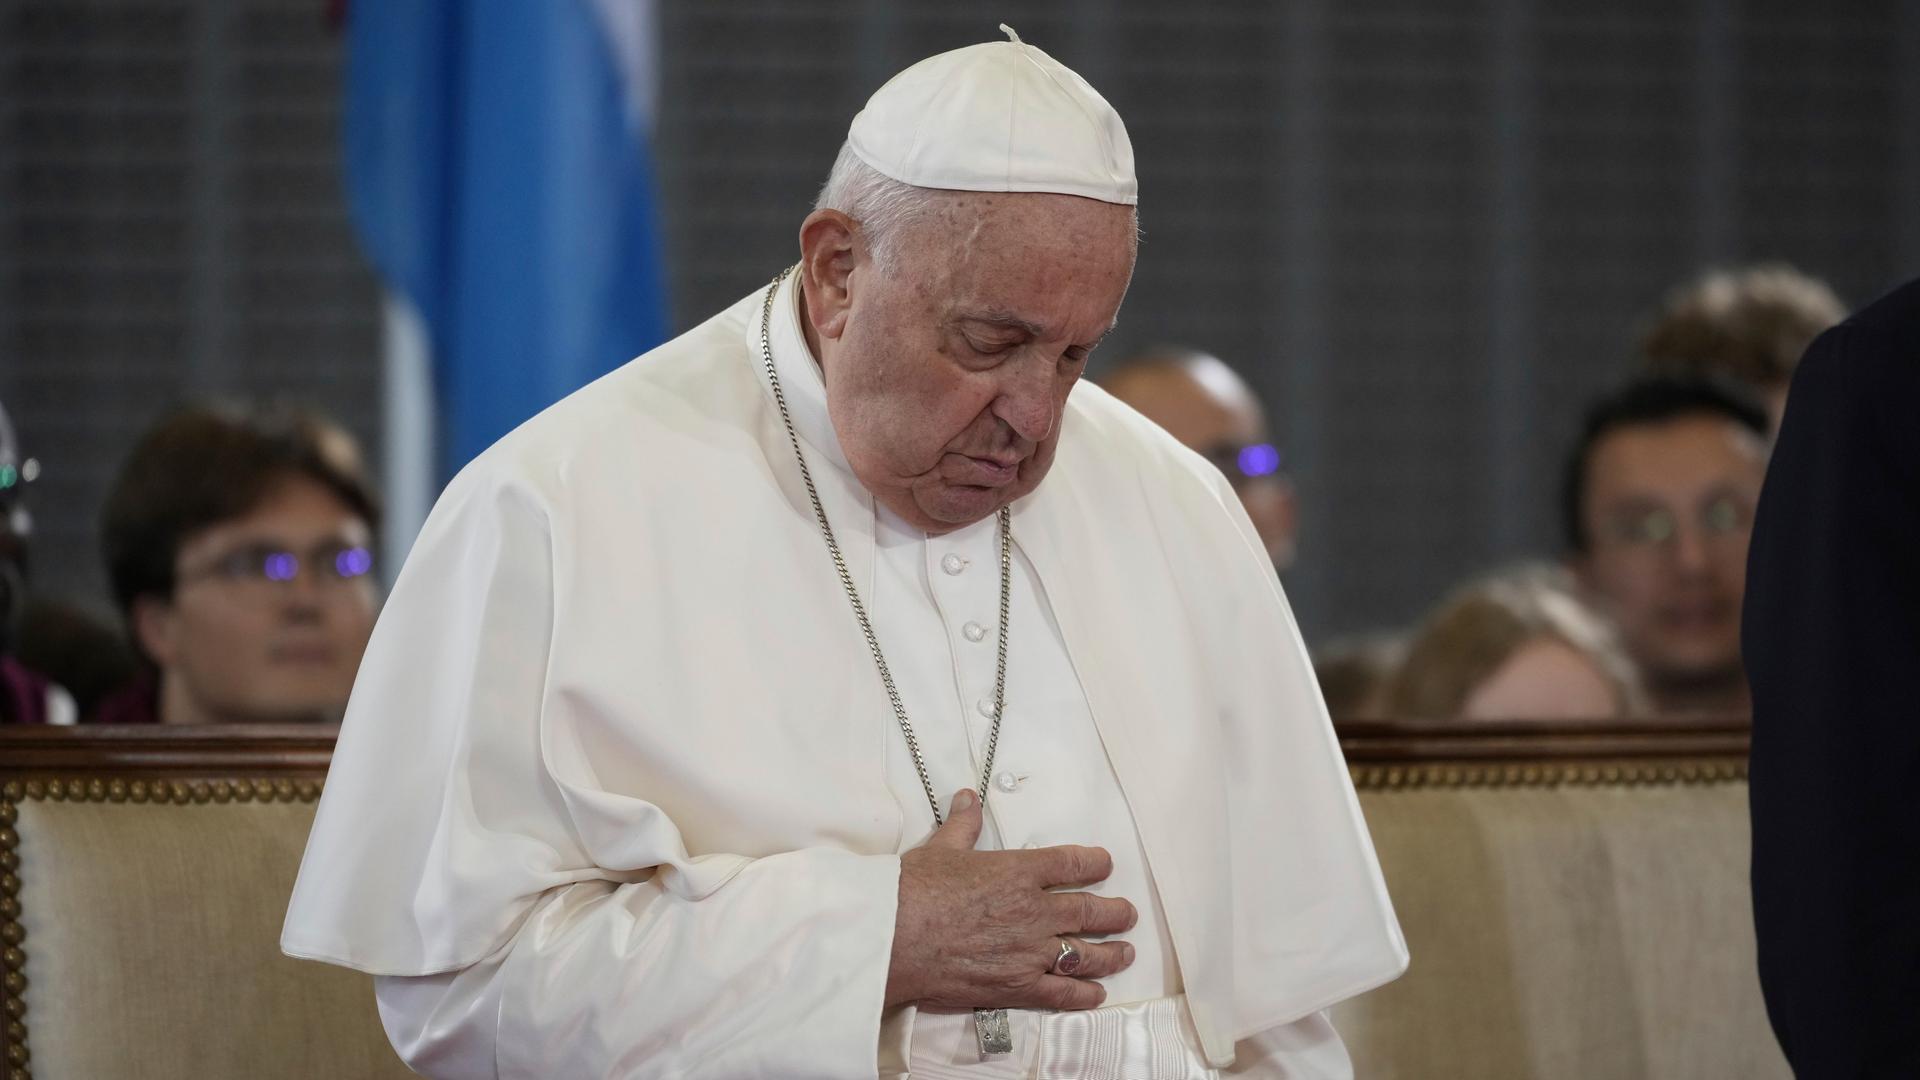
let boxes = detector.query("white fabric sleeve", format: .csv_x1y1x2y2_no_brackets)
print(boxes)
285,460,903,1077
375,852,901,1079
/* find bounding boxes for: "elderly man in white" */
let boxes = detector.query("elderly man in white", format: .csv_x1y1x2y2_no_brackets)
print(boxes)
284,27,1405,1079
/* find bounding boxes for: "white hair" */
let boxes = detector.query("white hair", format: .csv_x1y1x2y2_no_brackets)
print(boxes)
812,142,944,272
812,140,1142,272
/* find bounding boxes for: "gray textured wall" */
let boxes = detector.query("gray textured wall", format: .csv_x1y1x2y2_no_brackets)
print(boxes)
4,0,1916,640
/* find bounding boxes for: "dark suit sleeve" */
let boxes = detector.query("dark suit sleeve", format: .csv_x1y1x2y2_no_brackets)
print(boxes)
1746,280,1920,1078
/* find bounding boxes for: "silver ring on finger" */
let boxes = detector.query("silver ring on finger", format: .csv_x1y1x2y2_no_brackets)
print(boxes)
1051,937,1084,976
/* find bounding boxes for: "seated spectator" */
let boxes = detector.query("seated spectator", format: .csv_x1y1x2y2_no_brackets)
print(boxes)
94,403,381,724
1101,346,1299,570
1563,377,1769,715
1388,564,1644,721
0,396,77,725
1638,262,1845,429
1313,632,1407,720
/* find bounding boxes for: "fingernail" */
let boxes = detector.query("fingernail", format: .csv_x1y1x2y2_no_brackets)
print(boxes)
954,789,976,811
1122,944,1135,965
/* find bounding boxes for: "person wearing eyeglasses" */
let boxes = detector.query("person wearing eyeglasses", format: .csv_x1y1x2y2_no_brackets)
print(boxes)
93,403,381,726
1561,376,1770,715
1101,347,1299,571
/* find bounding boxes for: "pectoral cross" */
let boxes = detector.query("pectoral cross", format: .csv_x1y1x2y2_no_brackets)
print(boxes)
974,1007,1013,1057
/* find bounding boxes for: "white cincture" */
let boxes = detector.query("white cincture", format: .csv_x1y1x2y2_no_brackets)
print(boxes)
910,995,1220,1080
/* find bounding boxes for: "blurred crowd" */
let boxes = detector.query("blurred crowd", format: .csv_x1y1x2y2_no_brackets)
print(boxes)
1105,261,1844,723
0,261,1844,727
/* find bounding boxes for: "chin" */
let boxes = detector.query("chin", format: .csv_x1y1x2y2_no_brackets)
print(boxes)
918,487,1012,528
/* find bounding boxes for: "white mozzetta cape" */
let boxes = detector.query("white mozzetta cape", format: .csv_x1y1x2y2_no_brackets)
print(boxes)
283,285,1407,1074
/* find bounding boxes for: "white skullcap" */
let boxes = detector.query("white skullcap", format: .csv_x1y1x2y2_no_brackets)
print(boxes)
847,24,1137,206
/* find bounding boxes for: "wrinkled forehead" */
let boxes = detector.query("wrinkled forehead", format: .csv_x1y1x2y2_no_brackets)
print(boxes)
913,193,1136,330
933,189,1137,258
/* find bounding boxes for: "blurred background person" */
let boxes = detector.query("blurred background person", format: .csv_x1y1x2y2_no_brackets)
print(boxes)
0,397,76,726
1387,564,1644,721
1563,377,1770,715
93,404,381,725
1638,262,1846,431
1101,346,1299,571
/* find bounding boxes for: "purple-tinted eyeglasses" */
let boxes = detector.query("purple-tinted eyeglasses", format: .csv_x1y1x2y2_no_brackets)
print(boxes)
182,541,376,591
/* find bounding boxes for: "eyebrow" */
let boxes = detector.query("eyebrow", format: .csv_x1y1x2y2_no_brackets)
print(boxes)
957,309,1118,349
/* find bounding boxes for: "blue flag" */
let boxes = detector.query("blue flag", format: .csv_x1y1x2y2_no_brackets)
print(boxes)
344,1,670,479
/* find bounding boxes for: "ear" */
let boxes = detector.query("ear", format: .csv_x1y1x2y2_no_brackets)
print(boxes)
131,594,180,668
797,209,859,341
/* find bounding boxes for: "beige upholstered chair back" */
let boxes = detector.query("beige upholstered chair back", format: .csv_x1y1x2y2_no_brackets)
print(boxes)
0,727,411,1080
1331,720,1790,1079
1,720,1787,1079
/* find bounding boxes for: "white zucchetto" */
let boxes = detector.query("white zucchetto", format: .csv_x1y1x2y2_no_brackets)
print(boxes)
847,24,1137,206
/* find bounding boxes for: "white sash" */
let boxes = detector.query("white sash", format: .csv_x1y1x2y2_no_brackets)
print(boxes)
908,996,1217,1080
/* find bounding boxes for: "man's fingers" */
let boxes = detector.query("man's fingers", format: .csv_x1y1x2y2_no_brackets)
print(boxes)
1022,973,1108,1011
1050,891,1136,935
1028,843,1114,888
925,789,984,850
1047,937,1134,981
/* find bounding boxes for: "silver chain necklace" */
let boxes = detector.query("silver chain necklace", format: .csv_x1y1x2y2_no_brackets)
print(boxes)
757,266,1012,827
758,267,1019,1060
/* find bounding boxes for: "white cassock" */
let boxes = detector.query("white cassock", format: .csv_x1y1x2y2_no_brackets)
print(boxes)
283,272,1407,1078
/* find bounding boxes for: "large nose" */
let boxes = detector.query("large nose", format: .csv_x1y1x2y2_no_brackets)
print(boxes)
991,355,1058,444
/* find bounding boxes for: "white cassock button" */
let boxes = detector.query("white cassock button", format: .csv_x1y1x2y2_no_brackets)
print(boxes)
976,698,997,718
941,553,967,575
995,771,1021,793
963,621,987,642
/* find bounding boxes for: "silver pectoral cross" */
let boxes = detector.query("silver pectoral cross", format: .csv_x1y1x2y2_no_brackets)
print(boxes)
974,1007,1013,1057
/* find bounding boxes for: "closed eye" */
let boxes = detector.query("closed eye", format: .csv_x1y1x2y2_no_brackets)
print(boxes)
968,338,1016,355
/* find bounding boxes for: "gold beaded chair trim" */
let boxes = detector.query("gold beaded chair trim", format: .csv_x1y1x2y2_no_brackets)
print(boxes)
0,778,323,1080
1347,757,1748,791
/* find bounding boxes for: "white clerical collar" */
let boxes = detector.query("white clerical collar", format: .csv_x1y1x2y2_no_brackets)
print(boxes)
751,268,854,475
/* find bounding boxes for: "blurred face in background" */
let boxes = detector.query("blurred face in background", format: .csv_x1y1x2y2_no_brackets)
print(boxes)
1573,415,1768,702
135,474,377,724
1102,354,1298,570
